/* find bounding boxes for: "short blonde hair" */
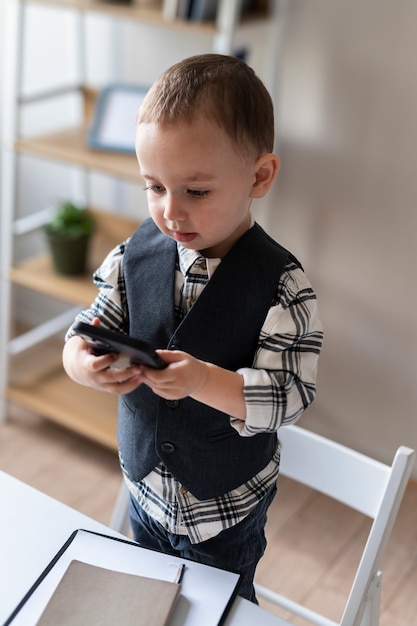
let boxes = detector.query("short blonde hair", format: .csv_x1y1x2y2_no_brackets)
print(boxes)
137,54,275,157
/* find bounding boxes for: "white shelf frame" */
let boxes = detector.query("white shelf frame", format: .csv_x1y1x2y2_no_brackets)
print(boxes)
0,0,283,427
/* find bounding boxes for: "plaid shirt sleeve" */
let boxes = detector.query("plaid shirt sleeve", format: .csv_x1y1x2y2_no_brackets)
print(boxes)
65,241,129,340
231,260,323,436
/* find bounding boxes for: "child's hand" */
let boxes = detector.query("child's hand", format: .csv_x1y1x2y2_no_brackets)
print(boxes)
62,318,143,395
139,349,246,420
139,350,208,401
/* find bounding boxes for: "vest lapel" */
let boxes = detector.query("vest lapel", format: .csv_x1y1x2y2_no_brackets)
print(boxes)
124,219,177,347
171,223,289,370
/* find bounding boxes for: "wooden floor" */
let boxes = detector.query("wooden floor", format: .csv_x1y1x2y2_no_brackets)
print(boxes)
1,405,416,625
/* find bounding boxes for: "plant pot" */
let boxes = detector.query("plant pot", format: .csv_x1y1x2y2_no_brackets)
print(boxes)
46,232,92,276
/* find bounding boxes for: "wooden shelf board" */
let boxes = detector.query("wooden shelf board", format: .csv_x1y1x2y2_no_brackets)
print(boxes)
6,370,118,450
11,254,100,305
7,330,118,449
10,210,139,306
16,127,141,183
19,0,216,33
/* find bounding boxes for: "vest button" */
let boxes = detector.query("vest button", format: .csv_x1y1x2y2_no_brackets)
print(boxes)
166,399,179,408
161,442,176,454
179,486,188,495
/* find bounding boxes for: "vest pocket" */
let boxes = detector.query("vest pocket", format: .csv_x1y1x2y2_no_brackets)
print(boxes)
120,397,136,418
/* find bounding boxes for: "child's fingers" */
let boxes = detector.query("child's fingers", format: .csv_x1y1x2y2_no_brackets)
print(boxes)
155,349,188,364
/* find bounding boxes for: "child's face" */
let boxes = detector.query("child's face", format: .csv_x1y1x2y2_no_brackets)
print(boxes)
136,117,259,258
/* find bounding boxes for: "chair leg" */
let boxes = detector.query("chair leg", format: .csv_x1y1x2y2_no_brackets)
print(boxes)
110,479,131,536
360,571,382,626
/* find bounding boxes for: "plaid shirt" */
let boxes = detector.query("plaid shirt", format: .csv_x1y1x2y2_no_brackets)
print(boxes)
67,231,323,543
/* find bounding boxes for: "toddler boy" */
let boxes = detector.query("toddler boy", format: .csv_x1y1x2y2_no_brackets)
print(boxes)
63,54,323,602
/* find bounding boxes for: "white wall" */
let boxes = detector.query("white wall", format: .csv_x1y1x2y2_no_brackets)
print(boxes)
1,1,416,475
269,0,417,473
0,2,6,152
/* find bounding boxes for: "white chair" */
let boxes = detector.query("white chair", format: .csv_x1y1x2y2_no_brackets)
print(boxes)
109,424,414,625
110,477,131,537
254,424,415,626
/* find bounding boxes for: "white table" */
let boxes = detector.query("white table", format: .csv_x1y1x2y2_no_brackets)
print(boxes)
0,471,289,626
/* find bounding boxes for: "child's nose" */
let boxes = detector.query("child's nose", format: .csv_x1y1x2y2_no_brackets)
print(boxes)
164,193,186,222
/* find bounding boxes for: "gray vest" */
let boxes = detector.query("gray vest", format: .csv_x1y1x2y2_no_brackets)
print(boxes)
118,218,293,500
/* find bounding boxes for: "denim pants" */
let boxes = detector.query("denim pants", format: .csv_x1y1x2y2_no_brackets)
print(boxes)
129,483,277,603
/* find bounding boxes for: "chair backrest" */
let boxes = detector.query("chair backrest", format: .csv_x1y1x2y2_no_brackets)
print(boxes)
277,425,415,626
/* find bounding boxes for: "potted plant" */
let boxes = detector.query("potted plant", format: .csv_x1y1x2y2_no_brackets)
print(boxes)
44,202,95,276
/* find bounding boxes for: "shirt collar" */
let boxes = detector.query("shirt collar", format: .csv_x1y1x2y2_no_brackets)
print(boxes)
177,245,221,279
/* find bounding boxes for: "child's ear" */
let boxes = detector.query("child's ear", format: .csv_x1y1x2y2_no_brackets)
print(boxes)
250,153,280,198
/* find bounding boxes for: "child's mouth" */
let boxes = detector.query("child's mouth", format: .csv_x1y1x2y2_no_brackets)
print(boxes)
171,231,197,243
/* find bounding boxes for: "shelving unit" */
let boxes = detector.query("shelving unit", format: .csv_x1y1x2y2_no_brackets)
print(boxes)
1,0,280,449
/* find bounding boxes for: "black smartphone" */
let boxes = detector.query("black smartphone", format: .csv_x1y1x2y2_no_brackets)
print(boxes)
73,321,167,369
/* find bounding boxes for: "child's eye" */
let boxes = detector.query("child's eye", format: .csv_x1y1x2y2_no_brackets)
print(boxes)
187,189,209,199
143,184,165,194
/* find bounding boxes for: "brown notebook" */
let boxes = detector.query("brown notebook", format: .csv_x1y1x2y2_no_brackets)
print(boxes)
36,560,180,626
